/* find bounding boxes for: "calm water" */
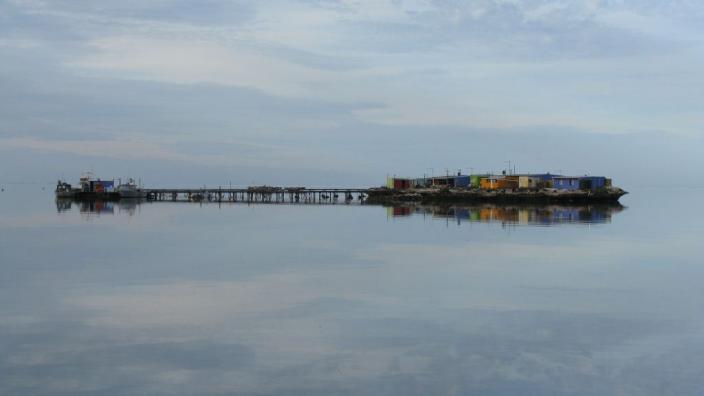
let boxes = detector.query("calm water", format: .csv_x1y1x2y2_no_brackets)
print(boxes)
1,186,703,395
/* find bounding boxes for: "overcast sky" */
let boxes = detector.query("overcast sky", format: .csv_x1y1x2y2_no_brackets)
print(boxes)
0,0,702,187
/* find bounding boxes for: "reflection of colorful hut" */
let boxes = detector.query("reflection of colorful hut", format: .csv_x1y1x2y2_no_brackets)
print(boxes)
454,208,471,220
535,209,553,224
469,210,481,221
552,208,581,222
519,210,531,224
408,204,615,225
478,207,519,222
588,210,608,222
501,208,519,222
394,206,411,216
479,208,495,221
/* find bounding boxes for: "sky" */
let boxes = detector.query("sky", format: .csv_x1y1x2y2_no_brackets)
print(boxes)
0,0,702,188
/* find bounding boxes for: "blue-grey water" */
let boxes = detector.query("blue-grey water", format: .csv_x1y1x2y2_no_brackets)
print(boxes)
1,187,703,395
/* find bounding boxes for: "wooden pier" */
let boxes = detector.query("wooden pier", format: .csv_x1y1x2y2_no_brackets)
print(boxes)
144,187,371,204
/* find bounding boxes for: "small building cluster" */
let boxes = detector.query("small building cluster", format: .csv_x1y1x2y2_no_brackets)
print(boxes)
387,172,611,192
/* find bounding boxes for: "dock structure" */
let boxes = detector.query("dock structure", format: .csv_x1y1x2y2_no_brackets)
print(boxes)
56,177,627,205
144,187,370,204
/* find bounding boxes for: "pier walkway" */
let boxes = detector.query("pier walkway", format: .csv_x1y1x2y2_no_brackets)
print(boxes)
144,187,372,204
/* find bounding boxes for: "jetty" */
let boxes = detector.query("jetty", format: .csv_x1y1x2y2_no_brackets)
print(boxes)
55,184,626,204
55,171,628,204
143,186,370,204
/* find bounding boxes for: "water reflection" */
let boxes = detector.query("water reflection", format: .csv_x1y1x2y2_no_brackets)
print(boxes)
56,198,142,216
56,198,625,226
389,203,625,225
5,189,704,395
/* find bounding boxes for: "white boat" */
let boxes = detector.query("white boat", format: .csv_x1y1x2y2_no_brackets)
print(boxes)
116,178,147,199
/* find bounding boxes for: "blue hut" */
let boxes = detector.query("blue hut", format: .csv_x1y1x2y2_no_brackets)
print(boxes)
454,175,471,188
552,177,580,190
553,176,607,191
429,174,471,188
578,176,607,191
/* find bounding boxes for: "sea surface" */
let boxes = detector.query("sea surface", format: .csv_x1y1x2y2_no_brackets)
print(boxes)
1,186,703,395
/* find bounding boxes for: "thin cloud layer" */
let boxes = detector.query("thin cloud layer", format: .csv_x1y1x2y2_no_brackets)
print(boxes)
1,0,702,185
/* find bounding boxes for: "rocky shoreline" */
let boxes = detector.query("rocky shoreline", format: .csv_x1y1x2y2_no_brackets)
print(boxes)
365,187,628,205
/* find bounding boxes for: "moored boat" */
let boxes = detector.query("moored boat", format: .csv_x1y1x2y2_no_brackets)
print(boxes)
55,173,143,200
55,180,78,198
116,178,147,199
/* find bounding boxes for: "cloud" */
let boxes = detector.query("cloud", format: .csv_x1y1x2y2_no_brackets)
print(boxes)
69,36,343,98
0,38,41,48
0,137,222,164
49,1,702,135
0,135,365,176
1,0,703,186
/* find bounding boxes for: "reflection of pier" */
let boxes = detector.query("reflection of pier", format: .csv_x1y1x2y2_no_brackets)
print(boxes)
143,187,368,204
56,199,142,215
56,198,625,225
389,204,625,225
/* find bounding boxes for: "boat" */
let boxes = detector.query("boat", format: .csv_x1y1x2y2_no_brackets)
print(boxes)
116,178,147,199
55,180,77,198
55,173,143,200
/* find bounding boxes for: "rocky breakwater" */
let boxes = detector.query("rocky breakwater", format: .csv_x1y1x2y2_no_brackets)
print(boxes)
365,187,628,205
